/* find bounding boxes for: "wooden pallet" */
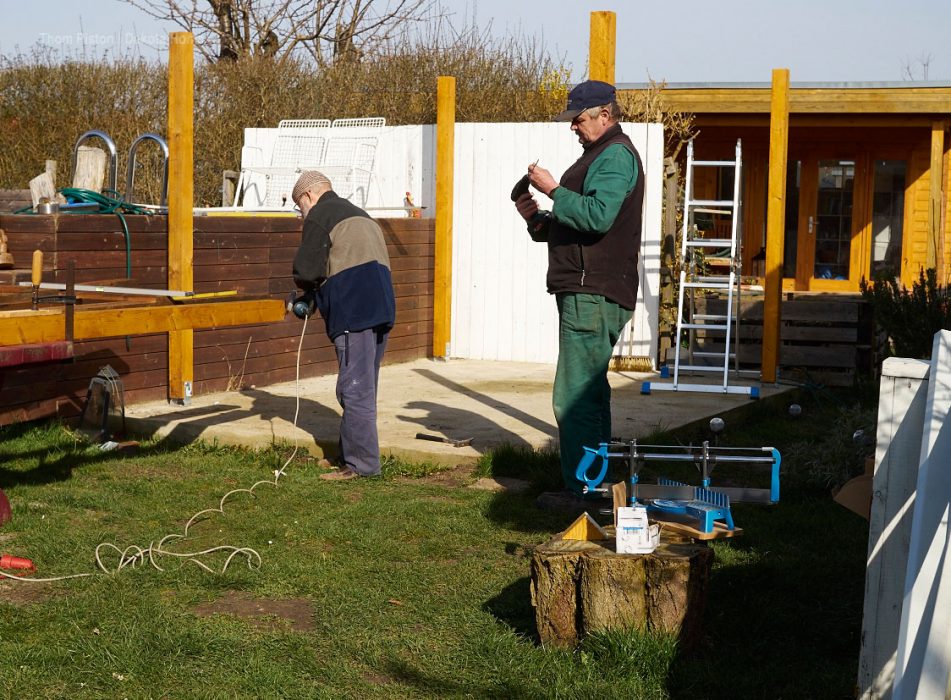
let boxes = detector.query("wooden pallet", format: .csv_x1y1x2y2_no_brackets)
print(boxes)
690,292,872,386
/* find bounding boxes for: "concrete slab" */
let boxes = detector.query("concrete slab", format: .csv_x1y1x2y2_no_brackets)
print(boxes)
125,358,793,466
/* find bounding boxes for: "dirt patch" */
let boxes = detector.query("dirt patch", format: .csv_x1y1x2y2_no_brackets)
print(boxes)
363,671,397,686
468,476,531,494
401,464,476,488
0,580,56,606
191,590,314,632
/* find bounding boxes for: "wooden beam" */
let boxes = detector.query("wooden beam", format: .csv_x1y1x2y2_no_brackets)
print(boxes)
589,11,616,84
433,76,455,359
168,32,194,402
0,300,285,347
928,121,945,269
622,86,951,115
762,69,790,384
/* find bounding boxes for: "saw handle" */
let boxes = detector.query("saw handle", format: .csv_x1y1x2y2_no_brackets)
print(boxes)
575,443,610,491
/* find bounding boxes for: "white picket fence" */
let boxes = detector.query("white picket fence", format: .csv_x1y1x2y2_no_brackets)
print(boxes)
859,330,951,699
241,122,663,366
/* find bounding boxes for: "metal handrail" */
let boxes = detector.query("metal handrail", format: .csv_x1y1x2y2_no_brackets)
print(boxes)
72,130,118,193
125,133,169,206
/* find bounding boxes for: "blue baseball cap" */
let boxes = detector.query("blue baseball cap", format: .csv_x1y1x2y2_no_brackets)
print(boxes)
553,80,617,122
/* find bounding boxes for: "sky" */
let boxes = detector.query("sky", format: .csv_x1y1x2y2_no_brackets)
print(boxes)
1,0,948,84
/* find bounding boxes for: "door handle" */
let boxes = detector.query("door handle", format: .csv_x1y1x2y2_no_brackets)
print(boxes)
808,215,814,234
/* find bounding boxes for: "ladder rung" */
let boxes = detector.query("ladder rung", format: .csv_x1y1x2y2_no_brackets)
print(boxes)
693,314,729,321
684,282,731,290
686,239,733,247
681,323,728,330
688,199,736,208
675,364,731,373
692,160,737,167
690,275,735,283
693,351,737,357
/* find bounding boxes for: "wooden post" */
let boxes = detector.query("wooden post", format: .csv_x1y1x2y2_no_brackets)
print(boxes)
168,32,194,403
588,11,616,84
928,121,945,270
761,69,790,384
433,76,455,359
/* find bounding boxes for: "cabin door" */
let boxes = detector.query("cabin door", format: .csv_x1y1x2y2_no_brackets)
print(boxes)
786,153,866,291
787,152,909,291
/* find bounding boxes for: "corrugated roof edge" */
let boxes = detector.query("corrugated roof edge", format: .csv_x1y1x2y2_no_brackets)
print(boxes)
615,81,951,90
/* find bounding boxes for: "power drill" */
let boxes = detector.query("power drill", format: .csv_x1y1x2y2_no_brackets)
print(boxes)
286,289,316,319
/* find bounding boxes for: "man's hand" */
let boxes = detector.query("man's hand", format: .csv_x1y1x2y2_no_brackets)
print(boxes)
515,192,539,221
527,163,559,198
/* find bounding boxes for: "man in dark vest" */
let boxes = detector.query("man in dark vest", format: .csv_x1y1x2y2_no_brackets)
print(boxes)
514,79,645,500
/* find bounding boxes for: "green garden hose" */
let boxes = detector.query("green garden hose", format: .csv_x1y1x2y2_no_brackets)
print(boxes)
58,188,152,279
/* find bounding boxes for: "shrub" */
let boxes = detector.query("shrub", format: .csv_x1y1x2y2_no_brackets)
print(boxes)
860,268,951,359
1,24,568,207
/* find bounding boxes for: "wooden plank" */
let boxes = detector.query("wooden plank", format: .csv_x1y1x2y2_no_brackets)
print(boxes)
434,76,455,359
928,121,945,269
0,341,73,368
588,11,616,84
858,357,931,699
0,299,285,346
626,86,951,115
71,146,106,192
762,69,790,383
168,32,195,402
892,332,951,699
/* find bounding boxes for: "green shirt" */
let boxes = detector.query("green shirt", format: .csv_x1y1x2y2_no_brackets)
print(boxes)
547,143,638,234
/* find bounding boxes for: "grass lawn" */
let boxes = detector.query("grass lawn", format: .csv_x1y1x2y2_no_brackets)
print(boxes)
0,384,875,699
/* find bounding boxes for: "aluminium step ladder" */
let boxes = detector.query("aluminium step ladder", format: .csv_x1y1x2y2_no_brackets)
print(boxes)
642,138,758,398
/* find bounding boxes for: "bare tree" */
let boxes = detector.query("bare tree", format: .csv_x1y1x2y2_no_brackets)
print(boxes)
901,52,933,81
119,0,440,63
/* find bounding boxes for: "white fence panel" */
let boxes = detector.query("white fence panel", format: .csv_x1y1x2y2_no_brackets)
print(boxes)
449,122,663,365
893,330,951,699
239,122,661,365
859,357,930,699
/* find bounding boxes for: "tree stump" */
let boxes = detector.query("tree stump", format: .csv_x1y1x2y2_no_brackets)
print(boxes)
529,534,713,648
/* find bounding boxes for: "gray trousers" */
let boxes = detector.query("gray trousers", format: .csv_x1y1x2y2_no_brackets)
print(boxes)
333,328,388,476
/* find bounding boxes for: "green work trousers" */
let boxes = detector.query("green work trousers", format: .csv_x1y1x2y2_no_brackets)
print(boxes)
553,292,633,496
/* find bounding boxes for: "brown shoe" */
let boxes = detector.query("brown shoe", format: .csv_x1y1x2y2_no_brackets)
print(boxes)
319,467,359,481
317,458,340,470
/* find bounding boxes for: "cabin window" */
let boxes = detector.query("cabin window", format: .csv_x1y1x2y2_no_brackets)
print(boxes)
870,160,906,280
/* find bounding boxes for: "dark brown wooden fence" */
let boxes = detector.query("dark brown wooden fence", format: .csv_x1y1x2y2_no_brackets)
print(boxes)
0,213,433,425
692,293,872,386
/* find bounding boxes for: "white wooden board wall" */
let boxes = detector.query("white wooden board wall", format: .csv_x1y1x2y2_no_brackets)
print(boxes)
858,356,930,699
450,122,663,365
893,330,951,700
242,122,663,365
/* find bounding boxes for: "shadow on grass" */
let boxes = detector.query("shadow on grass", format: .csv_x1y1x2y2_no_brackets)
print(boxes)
0,403,319,490
482,575,539,643
667,495,867,699
382,657,491,698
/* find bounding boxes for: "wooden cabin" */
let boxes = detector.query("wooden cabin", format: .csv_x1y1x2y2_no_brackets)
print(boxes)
620,81,951,293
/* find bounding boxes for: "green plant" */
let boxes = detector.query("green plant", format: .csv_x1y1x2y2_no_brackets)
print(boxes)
860,267,951,359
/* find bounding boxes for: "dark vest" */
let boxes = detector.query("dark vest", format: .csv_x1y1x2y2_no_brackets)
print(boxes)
546,123,644,310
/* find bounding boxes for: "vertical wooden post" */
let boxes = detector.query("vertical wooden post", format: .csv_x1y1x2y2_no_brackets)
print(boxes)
168,32,194,403
761,68,790,384
589,11,616,84
928,121,945,270
433,76,455,359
